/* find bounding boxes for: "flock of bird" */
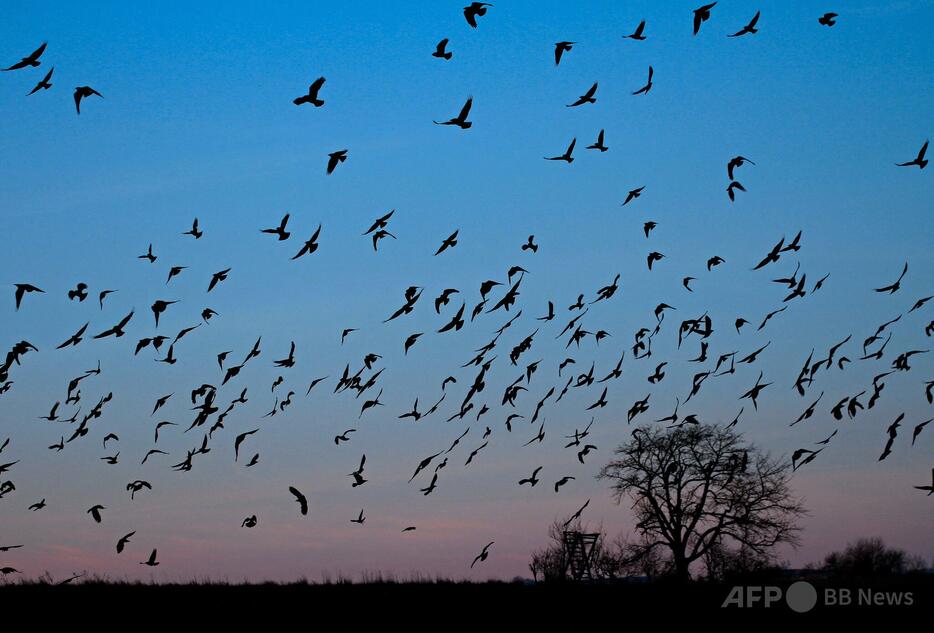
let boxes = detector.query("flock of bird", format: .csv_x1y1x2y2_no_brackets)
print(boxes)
0,4,930,580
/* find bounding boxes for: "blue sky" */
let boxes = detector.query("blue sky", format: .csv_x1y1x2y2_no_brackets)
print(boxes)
0,1,932,581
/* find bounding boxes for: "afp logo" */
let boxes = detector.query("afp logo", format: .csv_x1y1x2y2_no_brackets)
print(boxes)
722,581,818,613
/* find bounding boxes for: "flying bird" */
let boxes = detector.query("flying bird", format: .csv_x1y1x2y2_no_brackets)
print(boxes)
74,86,103,114
874,262,908,294
87,505,105,523
470,541,495,568
586,129,608,152
623,186,645,206
208,268,231,292
293,77,326,106
729,11,760,37
433,38,453,60
896,140,928,169
435,230,459,255
140,549,159,567
14,284,43,310
567,82,598,107
288,486,308,515
327,150,348,174
464,2,492,28
545,138,576,163
116,532,135,553
693,3,717,36
727,180,746,202
554,41,574,66
27,67,54,95
3,42,47,71
632,66,654,95
727,156,755,180
182,217,203,239
624,20,647,40
435,96,473,129
138,243,157,263
261,213,291,240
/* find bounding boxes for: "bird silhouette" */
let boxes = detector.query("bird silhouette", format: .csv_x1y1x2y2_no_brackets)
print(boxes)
74,86,103,114
624,20,647,40
896,140,928,169
98,289,117,309
729,11,760,37
327,150,348,174
140,549,159,566
623,186,645,206
293,77,326,106
586,129,608,152
14,284,44,310
728,155,755,180
435,230,459,255
554,41,574,66
519,466,542,486
915,469,934,495
693,3,717,35
545,138,576,163
288,486,308,515
292,224,322,260
567,82,598,107
727,180,746,201
464,2,492,28
27,67,54,95
632,66,653,95
182,217,203,239
554,476,575,493
435,97,473,129
433,38,453,60
208,268,231,292
261,213,291,240
87,504,105,523
470,541,494,568
874,262,908,294
3,42,47,71
93,311,134,339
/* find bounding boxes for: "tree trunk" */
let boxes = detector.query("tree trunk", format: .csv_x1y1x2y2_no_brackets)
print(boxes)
673,550,691,582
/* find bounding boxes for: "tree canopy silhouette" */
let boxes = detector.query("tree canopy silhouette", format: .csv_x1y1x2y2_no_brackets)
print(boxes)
820,537,928,577
599,424,806,581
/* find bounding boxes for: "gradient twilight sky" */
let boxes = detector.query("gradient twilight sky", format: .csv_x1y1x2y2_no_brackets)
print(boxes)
1,1,932,582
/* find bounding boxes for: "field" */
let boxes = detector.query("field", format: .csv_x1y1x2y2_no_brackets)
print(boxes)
1,574,930,621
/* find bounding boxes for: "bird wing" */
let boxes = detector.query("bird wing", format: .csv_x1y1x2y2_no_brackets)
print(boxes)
458,97,473,121
29,42,47,61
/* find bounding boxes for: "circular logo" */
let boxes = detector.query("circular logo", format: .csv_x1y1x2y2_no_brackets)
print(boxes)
786,581,818,613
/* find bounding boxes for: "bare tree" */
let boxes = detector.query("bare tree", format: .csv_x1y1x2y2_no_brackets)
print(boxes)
529,518,623,582
820,537,928,577
702,539,784,581
529,519,572,582
598,424,806,582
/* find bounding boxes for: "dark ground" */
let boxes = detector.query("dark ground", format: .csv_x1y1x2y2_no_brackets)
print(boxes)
1,575,930,623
